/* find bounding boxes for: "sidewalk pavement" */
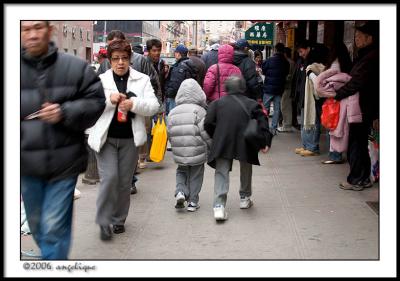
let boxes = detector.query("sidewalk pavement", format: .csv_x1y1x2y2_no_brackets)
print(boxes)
21,130,379,260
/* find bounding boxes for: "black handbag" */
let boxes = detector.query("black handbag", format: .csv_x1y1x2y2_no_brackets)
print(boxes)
231,95,261,149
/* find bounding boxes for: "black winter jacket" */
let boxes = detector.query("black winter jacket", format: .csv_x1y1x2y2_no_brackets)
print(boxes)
233,51,263,100
335,44,379,122
21,42,106,181
204,93,272,168
165,57,195,99
262,53,290,96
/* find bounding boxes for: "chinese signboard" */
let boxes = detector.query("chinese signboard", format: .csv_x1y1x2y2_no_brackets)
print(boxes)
245,22,274,45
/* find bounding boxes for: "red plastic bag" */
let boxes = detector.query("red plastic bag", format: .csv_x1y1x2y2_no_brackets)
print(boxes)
321,98,340,130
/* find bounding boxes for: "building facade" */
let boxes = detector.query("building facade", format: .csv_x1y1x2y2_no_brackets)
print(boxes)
51,21,93,62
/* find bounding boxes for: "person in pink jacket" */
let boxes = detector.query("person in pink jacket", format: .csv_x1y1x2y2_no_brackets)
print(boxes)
203,44,242,103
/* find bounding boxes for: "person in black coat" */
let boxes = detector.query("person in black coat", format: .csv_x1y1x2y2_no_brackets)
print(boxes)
204,75,273,221
165,44,197,114
21,21,105,259
334,21,379,191
233,39,263,101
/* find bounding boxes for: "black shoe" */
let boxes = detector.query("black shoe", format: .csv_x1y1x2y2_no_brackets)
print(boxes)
130,184,137,195
100,225,112,241
113,225,125,234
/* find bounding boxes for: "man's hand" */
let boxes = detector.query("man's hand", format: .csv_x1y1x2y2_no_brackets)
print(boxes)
40,102,62,124
261,146,270,154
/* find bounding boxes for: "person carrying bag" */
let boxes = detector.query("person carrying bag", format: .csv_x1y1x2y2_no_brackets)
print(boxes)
204,75,273,221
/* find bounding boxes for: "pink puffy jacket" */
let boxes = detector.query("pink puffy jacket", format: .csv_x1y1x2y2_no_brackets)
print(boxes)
203,44,242,102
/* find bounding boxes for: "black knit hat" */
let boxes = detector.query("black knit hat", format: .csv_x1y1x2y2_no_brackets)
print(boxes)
356,21,379,38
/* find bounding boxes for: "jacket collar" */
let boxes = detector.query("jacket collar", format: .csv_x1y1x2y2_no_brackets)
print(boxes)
104,66,142,81
21,41,58,68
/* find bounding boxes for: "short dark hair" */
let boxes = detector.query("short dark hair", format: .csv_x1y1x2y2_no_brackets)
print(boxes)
146,39,162,50
296,39,312,50
107,30,125,42
275,43,285,53
107,39,132,60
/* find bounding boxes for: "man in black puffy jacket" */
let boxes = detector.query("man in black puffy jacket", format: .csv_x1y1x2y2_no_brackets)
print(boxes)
233,39,263,101
164,44,197,114
21,21,105,260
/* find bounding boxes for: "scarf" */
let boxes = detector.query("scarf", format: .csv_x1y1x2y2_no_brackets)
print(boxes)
303,63,326,130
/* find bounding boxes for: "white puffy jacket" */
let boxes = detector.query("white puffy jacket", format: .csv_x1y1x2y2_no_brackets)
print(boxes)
167,79,212,165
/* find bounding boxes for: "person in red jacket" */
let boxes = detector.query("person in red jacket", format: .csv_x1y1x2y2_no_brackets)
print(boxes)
203,44,242,103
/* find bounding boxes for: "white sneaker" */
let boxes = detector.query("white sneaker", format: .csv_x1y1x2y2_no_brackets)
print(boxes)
74,188,81,200
240,196,253,209
277,126,292,133
213,205,228,221
175,192,185,209
187,202,200,212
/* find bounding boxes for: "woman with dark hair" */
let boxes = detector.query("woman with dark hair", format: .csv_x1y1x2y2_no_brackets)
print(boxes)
320,40,353,164
88,39,159,241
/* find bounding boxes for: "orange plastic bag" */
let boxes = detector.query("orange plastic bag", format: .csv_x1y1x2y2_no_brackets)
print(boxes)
149,116,167,162
321,98,340,130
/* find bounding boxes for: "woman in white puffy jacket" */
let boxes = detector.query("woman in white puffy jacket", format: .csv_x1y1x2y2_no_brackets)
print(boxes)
167,78,211,212
88,39,159,241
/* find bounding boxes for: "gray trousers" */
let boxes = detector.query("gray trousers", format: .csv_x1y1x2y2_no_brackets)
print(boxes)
175,164,205,204
95,137,138,226
280,87,293,128
214,158,252,207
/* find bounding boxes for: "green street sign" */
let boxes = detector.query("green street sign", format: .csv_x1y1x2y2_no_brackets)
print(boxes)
245,22,274,45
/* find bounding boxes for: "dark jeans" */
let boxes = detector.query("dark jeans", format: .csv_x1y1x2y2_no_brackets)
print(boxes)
21,175,77,260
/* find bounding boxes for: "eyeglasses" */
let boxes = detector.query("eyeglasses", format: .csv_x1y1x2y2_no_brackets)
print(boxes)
111,56,129,63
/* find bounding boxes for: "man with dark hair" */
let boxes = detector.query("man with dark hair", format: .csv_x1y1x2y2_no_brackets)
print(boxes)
261,42,290,135
146,38,166,102
233,39,263,101
21,21,105,259
291,39,313,131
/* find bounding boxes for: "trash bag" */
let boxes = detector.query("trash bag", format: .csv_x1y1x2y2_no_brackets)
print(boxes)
321,98,340,130
149,115,168,162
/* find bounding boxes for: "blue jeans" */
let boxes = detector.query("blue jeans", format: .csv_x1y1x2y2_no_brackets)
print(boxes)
263,94,281,129
21,175,77,260
300,105,322,153
166,98,176,116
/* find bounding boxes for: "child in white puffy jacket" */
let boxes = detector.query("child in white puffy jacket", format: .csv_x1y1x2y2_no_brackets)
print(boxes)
167,79,211,212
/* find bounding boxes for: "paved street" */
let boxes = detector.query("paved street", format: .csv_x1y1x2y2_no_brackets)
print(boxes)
21,129,379,260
